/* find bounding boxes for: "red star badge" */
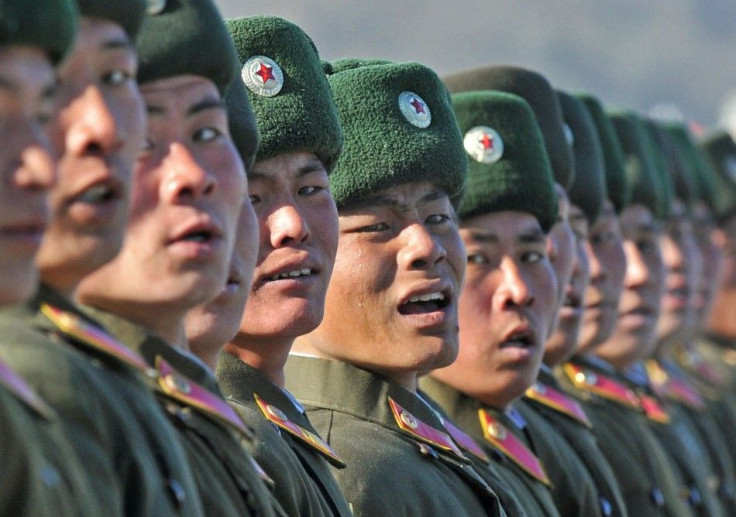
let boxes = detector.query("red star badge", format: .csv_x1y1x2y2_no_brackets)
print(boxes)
410,97,426,114
480,132,494,150
255,62,275,84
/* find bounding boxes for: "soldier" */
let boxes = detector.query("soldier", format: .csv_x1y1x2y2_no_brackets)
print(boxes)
184,15,353,516
0,1,103,514
0,1,206,514
74,1,283,515
284,59,505,516
519,90,629,517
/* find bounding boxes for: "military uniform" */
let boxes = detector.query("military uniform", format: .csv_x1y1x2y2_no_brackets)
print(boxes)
216,352,352,516
86,307,285,517
0,359,100,516
284,355,506,516
558,355,691,517
0,285,203,516
420,375,560,517
520,365,628,517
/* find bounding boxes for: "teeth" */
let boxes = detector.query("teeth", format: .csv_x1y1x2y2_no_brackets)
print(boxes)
407,292,445,303
269,268,312,281
77,185,112,203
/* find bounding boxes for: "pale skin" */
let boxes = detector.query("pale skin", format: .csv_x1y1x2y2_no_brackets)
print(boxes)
222,152,338,385
431,211,557,409
543,203,591,367
77,75,247,347
576,201,627,353
37,17,145,298
0,46,57,305
293,181,465,392
594,204,665,369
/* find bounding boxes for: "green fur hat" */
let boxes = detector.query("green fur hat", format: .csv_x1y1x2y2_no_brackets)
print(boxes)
699,130,736,223
557,91,606,224
326,59,467,208
0,0,76,65
575,94,631,212
226,16,342,172
646,122,694,213
76,0,145,39
661,122,717,209
451,90,557,232
136,0,238,95
443,65,574,190
608,111,668,219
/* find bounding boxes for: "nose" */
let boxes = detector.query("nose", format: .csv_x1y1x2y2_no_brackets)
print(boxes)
585,240,606,284
623,241,650,288
494,256,534,309
12,119,55,191
266,200,310,248
64,85,121,157
398,223,446,270
161,142,217,202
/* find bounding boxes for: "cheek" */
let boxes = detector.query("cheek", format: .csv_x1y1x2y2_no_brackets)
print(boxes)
309,199,339,259
442,232,466,285
112,87,146,149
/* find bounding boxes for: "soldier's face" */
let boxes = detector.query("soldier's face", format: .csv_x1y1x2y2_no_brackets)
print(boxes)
544,204,590,367
595,204,664,368
432,211,556,409
77,75,247,335
655,198,701,348
545,184,576,337
231,152,338,344
36,17,145,295
303,182,464,388
0,47,56,305
577,201,626,353
691,202,724,328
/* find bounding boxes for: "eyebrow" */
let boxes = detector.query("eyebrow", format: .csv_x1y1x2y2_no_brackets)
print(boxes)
349,188,447,211
101,38,135,52
145,97,226,117
466,226,546,244
0,76,58,99
249,160,327,181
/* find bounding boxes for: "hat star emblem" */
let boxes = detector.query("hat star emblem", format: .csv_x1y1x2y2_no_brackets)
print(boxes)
255,62,275,84
464,126,504,164
410,96,426,114
242,55,284,98
398,91,431,128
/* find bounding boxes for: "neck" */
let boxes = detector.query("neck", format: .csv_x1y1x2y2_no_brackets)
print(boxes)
708,290,736,338
225,334,294,387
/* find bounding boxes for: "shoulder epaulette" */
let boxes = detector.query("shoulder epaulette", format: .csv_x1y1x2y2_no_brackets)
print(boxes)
563,363,641,409
41,303,153,376
0,360,52,419
440,416,490,462
645,360,706,411
254,392,345,467
388,397,465,460
525,380,592,428
156,357,253,439
477,409,551,487
638,394,670,424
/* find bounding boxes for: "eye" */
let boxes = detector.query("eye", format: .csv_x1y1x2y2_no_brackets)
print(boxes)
467,253,488,265
248,194,260,205
141,137,155,152
103,69,131,86
522,251,545,264
426,213,451,225
298,185,324,196
193,127,221,143
355,222,390,233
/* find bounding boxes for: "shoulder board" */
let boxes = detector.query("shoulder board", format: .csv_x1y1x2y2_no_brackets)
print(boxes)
645,360,706,411
477,409,551,487
639,394,670,424
387,397,465,460
0,360,53,419
525,380,592,428
156,357,253,439
563,363,641,409
41,304,153,376
254,393,345,468
440,417,490,463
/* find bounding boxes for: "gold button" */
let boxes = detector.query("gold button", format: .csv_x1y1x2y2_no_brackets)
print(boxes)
266,405,287,421
400,410,419,429
165,373,191,394
487,422,507,440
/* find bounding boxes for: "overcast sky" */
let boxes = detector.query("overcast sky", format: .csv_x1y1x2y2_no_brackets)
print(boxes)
214,0,736,131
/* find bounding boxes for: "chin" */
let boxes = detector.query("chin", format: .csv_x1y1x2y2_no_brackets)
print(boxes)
414,337,458,371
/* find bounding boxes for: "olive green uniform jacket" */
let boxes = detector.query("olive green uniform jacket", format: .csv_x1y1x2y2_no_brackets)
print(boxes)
284,355,506,516
420,375,560,517
85,307,286,517
0,360,99,516
216,352,352,516
0,285,203,516
519,365,628,517
557,355,692,517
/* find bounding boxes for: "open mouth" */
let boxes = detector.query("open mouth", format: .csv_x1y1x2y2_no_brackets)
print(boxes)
75,183,118,204
398,291,451,315
268,268,314,281
563,290,582,309
180,229,215,243
499,329,535,349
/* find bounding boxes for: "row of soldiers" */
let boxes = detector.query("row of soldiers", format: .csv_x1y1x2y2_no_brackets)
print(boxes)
3,0,736,515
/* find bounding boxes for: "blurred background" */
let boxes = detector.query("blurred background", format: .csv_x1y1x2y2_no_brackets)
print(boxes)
214,0,736,134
